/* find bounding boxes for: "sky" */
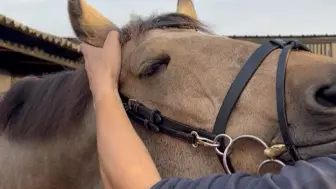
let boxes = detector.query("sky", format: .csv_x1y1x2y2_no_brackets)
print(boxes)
1,0,335,37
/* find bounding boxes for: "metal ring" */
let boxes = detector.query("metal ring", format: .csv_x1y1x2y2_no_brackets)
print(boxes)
191,131,200,148
257,159,286,176
222,135,269,174
214,134,233,156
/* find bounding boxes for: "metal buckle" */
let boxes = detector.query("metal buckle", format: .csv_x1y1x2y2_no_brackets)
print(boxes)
128,99,138,112
191,131,221,148
270,38,286,48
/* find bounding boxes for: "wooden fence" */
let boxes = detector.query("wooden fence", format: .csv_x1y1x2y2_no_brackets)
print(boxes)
305,43,333,57
229,35,336,58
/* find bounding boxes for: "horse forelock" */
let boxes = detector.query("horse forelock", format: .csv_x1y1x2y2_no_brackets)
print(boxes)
0,68,92,141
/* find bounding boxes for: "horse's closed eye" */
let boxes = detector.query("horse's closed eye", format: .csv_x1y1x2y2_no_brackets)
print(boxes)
139,55,170,78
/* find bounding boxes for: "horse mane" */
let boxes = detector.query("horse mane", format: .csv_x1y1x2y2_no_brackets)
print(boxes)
0,13,210,141
0,69,91,140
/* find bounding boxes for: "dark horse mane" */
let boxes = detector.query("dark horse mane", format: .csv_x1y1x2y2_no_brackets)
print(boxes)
0,69,91,140
0,13,210,141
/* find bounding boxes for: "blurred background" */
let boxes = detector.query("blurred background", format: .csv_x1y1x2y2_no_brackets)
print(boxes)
0,0,335,93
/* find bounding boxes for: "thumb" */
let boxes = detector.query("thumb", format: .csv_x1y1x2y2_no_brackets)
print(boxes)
80,43,90,57
103,31,120,51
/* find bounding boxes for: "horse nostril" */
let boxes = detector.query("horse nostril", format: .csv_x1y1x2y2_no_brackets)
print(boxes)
315,85,336,107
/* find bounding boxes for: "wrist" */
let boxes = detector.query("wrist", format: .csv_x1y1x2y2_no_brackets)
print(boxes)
92,88,120,105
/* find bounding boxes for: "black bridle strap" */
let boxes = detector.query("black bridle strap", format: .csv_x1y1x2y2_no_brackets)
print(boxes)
276,40,311,162
211,39,311,173
212,40,284,135
120,95,217,144
210,40,285,173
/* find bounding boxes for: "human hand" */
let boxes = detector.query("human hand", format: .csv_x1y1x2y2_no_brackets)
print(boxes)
80,31,121,100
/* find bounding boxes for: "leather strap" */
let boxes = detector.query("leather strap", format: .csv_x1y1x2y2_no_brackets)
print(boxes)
212,40,284,135
276,40,310,162
211,40,286,173
120,95,217,144
212,39,310,173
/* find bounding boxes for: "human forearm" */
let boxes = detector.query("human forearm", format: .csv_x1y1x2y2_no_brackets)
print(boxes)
94,91,161,189
99,165,114,189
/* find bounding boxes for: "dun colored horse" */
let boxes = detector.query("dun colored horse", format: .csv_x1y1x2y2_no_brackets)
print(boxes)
1,0,336,188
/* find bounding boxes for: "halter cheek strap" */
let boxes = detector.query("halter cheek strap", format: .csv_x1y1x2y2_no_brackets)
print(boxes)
276,40,310,161
212,39,311,172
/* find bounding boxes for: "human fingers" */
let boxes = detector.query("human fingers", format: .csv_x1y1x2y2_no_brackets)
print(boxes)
80,43,91,57
103,31,120,48
102,31,121,58
80,43,90,71
80,43,99,76
80,43,103,65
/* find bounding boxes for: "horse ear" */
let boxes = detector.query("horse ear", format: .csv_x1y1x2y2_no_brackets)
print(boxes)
176,0,197,19
68,0,119,47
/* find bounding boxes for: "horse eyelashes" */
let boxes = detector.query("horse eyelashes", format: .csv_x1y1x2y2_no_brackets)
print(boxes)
140,62,167,78
139,55,170,78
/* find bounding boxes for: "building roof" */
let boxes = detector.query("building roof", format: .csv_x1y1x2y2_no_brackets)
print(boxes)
64,33,336,45
0,15,82,69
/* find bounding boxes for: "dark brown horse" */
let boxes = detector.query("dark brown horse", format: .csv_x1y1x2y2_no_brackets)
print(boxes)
1,0,336,188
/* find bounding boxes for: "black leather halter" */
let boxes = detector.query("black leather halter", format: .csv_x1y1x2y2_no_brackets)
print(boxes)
120,38,311,173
